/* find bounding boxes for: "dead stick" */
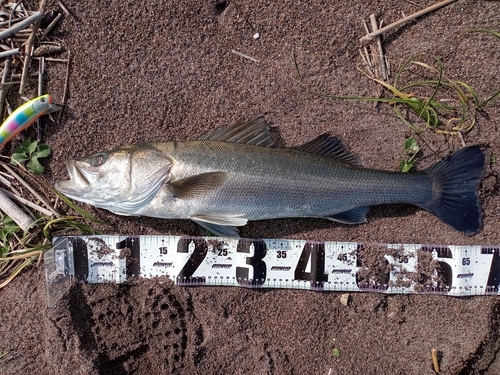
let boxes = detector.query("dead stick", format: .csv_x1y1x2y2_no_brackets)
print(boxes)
57,50,71,123
33,57,69,63
36,57,44,142
0,187,53,216
0,57,11,115
359,0,457,42
0,15,31,28
0,190,34,231
0,48,19,58
369,14,387,81
41,12,62,39
19,27,40,95
19,0,49,95
57,1,72,18
0,12,43,41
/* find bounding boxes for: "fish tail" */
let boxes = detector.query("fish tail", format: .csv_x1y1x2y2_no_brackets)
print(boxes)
420,146,486,235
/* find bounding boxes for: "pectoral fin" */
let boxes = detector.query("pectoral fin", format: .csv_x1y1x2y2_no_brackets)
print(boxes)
169,172,227,200
191,214,247,237
325,206,370,224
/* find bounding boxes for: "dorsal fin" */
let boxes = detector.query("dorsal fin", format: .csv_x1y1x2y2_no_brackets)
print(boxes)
294,135,361,165
199,117,275,147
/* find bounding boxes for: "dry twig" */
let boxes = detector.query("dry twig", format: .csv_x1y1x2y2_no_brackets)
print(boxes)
19,0,49,94
57,50,71,123
0,12,43,41
359,0,457,42
0,189,34,230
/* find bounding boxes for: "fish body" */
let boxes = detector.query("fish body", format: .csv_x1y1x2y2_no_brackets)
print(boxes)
0,94,59,148
55,118,486,236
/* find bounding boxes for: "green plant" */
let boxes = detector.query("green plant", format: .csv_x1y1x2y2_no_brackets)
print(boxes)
10,138,51,174
399,137,420,172
0,215,20,255
0,160,105,289
292,28,500,155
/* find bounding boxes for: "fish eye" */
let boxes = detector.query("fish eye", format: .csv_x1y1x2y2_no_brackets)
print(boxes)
40,97,46,103
88,153,109,167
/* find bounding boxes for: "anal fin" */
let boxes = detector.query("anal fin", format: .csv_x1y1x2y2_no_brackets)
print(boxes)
193,220,240,238
325,206,370,224
191,214,247,237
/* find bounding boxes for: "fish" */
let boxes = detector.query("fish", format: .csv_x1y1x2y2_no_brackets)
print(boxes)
55,118,486,237
0,94,60,148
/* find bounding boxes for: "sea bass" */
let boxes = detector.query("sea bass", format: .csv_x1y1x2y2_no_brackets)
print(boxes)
55,118,486,236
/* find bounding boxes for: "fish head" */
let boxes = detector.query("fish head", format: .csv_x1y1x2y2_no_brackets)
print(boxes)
55,144,173,215
32,94,60,114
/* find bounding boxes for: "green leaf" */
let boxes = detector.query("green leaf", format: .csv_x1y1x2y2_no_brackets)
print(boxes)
27,157,45,175
399,158,415,172
35,144,51,158
333,348,341,357
27,138,38,155
0,215,20,255
18,137,33,151
403,137,420,155
10,152,29,166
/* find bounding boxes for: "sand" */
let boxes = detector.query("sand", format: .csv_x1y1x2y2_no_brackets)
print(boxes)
1,0,500,373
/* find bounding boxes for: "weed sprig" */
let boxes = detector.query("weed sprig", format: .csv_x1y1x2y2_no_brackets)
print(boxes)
0,160,104,288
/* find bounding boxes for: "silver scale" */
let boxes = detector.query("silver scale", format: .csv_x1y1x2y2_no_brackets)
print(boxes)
44,235,500,306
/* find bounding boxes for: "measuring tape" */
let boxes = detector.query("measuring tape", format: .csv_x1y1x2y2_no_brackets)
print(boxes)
44,235,500,306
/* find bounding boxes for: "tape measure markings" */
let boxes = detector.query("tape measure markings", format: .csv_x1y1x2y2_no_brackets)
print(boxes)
44,235,500,307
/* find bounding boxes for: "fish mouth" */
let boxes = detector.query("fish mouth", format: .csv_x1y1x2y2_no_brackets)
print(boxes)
54,160,92,196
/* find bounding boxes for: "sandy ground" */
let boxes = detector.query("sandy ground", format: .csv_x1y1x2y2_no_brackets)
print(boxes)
1,0,500,374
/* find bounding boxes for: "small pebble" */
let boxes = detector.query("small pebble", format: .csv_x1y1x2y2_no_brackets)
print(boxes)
340,293,350,306
253,33,260,39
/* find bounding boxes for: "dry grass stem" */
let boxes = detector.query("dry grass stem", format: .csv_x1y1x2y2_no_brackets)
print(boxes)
359,0,457,42
0,187,53,216
231,49,259,63
1,164,60,217
369,14,387,81
431,348,440,373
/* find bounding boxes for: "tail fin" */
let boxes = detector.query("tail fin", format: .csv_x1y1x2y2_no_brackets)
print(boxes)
420,146,485,234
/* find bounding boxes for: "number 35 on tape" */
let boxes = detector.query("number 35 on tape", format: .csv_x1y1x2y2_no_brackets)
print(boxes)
45,236,500,306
